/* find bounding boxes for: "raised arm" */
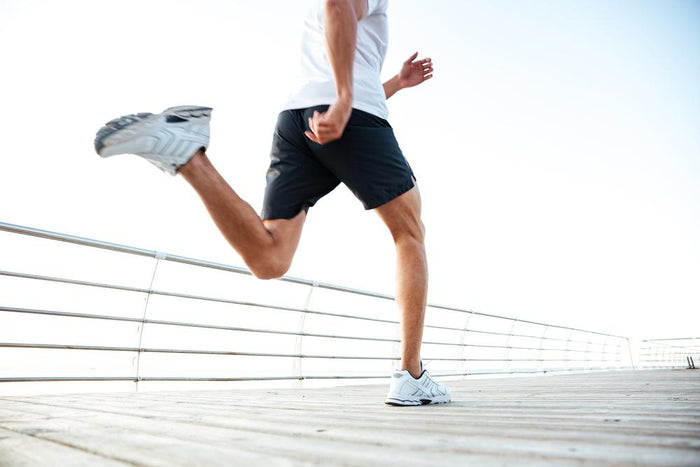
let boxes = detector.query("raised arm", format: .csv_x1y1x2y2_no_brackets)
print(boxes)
305,0,368,145
383,52,434,99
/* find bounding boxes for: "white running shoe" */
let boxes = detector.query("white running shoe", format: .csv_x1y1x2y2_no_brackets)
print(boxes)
94,105,212,175
385,361,451,406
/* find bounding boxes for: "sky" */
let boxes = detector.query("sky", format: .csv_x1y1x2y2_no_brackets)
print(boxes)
1,0,699,342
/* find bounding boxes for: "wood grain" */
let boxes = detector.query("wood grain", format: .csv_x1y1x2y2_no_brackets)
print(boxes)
0,369,698,466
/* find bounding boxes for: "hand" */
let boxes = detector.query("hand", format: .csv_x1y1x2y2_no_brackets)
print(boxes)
305,98,353,145
398,52,433,90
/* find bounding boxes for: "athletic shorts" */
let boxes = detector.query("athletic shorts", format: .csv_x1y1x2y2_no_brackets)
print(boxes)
261,105,415,220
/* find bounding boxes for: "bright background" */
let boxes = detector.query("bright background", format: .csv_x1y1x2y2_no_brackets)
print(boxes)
1,0,698,341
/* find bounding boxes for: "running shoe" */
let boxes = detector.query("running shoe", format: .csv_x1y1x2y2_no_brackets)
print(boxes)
94,105,212,175
385,361,451,406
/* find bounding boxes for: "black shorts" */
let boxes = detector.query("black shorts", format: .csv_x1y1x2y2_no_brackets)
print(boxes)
261,105,415,220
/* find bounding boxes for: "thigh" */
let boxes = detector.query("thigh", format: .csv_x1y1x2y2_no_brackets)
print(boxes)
374,185,424,240
262,110,341,220
262,209,307,267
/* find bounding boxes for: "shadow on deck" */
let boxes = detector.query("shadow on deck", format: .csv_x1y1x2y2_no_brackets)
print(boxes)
0,369,698,466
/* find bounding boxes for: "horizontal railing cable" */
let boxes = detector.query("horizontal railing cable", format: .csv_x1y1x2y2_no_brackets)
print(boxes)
0,306,624,355
0,343,617,363
0,222,627,340
0,366,626,384
0,271,619,347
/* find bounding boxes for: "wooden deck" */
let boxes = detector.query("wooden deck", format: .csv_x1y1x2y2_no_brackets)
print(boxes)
0,369,698,466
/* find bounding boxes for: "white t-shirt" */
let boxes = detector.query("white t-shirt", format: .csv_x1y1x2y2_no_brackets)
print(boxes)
281,0,390,120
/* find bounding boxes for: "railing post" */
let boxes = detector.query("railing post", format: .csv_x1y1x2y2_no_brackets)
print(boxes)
537,325,549,373
583,334,593,370
504,319,519,373
646,341,652,368
294,281,316,387
600,336,609,369
662,345,669,368
564,329,574,371
653,342,660,368
457,312,473,376
626,337,636,370
134,251,164,392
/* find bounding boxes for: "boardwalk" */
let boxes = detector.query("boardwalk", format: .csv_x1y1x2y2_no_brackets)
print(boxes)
0,369,698,466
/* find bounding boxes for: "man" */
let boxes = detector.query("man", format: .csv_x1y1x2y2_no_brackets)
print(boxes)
95,0,450,406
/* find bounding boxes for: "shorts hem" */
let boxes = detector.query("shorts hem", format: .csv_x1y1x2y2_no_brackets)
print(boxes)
364,177,416,211
261,205,308,221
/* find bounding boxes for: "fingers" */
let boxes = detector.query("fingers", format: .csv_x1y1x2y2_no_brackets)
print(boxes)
405,51,419,65
307,110,323,139
412,57,433,75
305,130,320,144
306,111,318,143
305,110,341,145
305,101,352,144
421,58,433,80
309,126,341,144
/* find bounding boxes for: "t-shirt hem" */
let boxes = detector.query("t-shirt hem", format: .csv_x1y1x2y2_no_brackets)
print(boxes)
280,99,389,121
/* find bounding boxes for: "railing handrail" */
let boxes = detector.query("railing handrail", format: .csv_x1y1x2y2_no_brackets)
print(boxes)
0,219,657,391
643,337,700,342
0,220,628,340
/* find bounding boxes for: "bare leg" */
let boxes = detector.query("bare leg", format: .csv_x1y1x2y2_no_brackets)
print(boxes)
179,149,305,279
375,186,427,379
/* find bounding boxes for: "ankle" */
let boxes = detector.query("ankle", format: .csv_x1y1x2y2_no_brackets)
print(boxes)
178,148,207,176
401,361,422,379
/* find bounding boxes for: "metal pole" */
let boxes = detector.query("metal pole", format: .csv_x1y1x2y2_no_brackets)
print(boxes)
134,252,164,392
457,312,473,376
538,325,549,373
626,337,636,370
504,319,519,373
294,282,317,387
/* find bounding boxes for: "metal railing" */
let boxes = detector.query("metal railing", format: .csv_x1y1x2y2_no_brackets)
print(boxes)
638,337,700,369
0,221,634,393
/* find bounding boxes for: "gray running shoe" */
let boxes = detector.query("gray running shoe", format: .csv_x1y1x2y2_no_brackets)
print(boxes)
95,105,212,175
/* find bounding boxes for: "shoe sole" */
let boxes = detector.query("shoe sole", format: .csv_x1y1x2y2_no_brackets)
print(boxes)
94,105,212,156
385,395,451,406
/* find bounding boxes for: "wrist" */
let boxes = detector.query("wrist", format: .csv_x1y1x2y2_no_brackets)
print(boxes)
337,90,353,106
391,74,404,92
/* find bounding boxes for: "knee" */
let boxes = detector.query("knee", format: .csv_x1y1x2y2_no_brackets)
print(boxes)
392,219,426,247
249,259,291,281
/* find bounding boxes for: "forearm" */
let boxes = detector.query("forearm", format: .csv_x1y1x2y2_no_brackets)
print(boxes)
323,0,358,103
383,74,402,99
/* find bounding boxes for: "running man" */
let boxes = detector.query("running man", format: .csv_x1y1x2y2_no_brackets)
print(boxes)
94,0,451,406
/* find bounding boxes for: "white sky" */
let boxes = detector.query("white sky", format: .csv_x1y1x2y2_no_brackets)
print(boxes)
1,0,699,341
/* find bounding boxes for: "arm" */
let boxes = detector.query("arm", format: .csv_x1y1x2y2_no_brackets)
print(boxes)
383,52,434,99
325,0,366,103
305,0,368,145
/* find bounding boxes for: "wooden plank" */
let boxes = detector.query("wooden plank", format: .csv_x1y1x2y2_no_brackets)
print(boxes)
0,406,300,467
0,426,130,467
